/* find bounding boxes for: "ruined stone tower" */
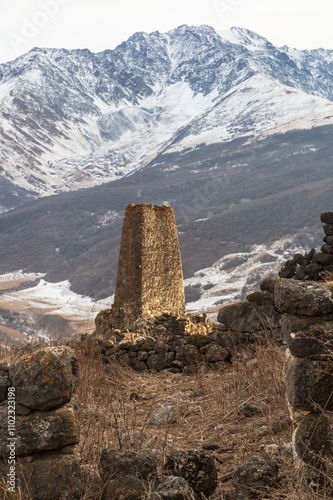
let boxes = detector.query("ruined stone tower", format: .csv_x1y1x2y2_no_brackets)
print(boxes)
111,203,186,326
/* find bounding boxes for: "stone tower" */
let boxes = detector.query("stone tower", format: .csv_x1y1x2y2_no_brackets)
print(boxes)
111,203,186,327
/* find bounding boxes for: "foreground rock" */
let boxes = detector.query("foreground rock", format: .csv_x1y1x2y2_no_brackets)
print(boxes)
274,279,332,317
162,449,217,497
232,454,279,498
11,346,79,411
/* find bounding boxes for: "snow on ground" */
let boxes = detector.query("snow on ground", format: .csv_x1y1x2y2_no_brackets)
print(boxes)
184,235,310,320
0,271,45,282
0,277,114,321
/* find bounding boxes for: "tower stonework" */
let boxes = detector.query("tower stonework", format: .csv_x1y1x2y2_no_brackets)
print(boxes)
111,203,186,326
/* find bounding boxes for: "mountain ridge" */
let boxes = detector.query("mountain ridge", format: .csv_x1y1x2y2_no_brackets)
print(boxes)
1,25,333,211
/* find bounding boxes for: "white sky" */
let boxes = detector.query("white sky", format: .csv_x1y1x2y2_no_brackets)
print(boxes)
0,0,333,64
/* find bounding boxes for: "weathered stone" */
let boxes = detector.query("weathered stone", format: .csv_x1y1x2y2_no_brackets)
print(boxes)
154,340,169,354
129,358,147,371
187,334,212,348
148,352,175,371
99,449,157,483
278,260,296,278
11,346,79,411
0,365,11,401
94,309,115,336
175,345,202,366
260,277,277,293
246,291,274,306
292,253,307,266
110,204,186,328
0,396,80,457
238,401,262,418
293,412,332,468
163,449,217,497
321,212,333,225
232,454,278,497
102,476,145,500
304,262,323,279
285,353,333,411
321,244,333,255
149,405,179,426
202,344,229,363
283,324,333,360
324,235,333,246
274,279,332,317
137,350,149,361
217,302,276,333
313,251,333,266
294,264,306,280
324,224,333,236
4,453,83,500
155,475,198,500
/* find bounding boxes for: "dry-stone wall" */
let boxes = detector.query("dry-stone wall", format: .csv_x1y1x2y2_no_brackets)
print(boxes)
87,311,231,374
216,213,333,489
279,212,333,281
0,346,83,500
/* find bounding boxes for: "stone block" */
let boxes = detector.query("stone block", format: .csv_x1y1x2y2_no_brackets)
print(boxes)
321,213,333,224
11,346,79,411
285,353,333,411
99,449,157,483
275,279,332,317
163,449,217,497
293,412,332,468
0,396,80,457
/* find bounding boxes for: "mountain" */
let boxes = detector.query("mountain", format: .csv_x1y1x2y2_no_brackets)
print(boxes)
0,24,333,313
1,25,333,212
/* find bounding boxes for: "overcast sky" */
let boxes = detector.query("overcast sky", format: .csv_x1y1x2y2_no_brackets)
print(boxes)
1,0,332,64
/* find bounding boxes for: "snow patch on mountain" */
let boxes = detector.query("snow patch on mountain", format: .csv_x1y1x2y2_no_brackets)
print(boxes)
167,75,333,152
184,233,313,319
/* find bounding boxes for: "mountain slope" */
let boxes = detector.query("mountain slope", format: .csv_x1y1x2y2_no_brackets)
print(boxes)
1,25,333,211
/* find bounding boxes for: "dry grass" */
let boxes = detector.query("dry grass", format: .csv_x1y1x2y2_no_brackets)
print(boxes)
1,335,331,499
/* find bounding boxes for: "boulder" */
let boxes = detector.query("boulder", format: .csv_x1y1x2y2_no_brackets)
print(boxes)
285,353,333,411
155,475,198,500
129,358,147,371
218,302,276,333
293,412,331,467
149,405,179,426
246,291,274,306
175,345,202,366
148,352,175,371
0,396,80,457
278,260,296,279
304,263,322,280
321,212,333,224
232,454,278,497
323,224,333,236
163,449,217,497
321,244,333,255
6,453,83,500
283,324,333,360
324,235,333,246
313,251,333,266
99,449,157,483
102,476,145,500
12,346,79,411
274,279,332,317
202,344,229,363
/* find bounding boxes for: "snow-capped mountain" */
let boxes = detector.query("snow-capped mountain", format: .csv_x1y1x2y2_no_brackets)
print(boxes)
1,24,333,211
